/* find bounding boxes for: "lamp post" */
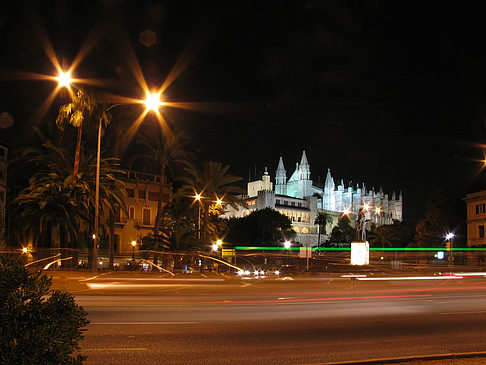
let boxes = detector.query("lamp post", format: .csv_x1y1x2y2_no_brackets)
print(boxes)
195,194,202,239
283,240,291,265
446,233,454,264
54,69,164,271
131,240,137,260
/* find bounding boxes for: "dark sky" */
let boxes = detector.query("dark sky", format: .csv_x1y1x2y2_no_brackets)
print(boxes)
1,1,486,222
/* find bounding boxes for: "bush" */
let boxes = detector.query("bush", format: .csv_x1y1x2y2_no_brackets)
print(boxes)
0,256,90,364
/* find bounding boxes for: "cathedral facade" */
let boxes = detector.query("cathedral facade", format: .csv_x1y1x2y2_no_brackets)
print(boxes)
223,151,403,246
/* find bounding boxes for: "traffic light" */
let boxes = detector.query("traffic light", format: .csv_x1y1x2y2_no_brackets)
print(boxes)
445,241,451,251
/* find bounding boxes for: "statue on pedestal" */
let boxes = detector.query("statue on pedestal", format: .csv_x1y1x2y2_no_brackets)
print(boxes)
355,208,369,242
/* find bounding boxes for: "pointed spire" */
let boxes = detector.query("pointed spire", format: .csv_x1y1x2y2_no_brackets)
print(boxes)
277,156,285,171
392,190,396,200
399,190,403,200
300,150,309,166
324,168,335,192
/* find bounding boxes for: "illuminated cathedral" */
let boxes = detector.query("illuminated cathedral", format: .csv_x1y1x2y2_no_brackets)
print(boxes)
224,151,403,246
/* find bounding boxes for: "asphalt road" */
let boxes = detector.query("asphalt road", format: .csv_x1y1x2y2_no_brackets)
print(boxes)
72,276,486,364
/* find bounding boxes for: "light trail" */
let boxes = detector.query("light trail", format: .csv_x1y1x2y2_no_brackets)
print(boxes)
24,253,60,267
357,276,463,281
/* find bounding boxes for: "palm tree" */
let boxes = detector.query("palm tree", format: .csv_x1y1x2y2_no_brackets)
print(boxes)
129,129,190,242
56,90,111,184
315,212,333,247
13,126,126,256
178,161,245,240
368,226,399,249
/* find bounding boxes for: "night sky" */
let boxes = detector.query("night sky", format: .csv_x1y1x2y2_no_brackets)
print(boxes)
1,1,486,222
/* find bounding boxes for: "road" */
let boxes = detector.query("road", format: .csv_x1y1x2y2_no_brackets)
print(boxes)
70,274,486,364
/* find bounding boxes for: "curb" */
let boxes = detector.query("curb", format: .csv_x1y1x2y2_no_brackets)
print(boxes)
318,351,486,365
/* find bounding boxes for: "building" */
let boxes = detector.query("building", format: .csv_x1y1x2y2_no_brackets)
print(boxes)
223,151,403,246
111,170,172,254
464,190,486,248
0,144,7,249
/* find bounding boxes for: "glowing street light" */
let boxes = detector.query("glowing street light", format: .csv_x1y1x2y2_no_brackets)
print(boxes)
283,240,291,249
445,233,455,264
216,239,223,246
211,243,219,251
216,198,223,206
56,70,73,88
363,203,369,211
131,240,137,260
143,91,163,113
22,247,28,254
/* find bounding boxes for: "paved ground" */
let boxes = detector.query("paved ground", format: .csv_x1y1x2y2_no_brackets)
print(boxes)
52,271,486,365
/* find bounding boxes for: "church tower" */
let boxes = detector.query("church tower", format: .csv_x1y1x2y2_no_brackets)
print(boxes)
275,156,287,195
297,151,313,198
323,168,336,211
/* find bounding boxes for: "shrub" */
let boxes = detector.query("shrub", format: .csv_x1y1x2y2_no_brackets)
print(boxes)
0,256,89,364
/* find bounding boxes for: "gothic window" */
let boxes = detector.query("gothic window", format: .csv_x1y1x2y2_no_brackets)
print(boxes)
479,225,485,238
302,227,309,234
294,226,300,233
298,216,301,222
129,206,135,219
476,204,486,215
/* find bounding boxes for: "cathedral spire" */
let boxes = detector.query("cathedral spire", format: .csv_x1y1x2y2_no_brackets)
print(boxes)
300,150,309,167
324,168,335,192
277,156,285,172
275,156,287,195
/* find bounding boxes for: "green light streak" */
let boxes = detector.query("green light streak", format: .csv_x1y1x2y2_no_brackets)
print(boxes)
234,246,486,252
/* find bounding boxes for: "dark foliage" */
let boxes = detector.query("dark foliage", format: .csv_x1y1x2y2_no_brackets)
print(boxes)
0,256,89,364
329,216,355,244
225,208,295,245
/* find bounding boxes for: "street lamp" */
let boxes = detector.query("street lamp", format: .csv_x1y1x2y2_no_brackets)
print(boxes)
446,233,454,264
283,240,291,265
195,194,202,239
56,70,73,88
131,240,137,260
143,91,163,113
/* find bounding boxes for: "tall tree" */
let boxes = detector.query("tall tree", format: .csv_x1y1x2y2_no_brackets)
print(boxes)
13,126,126,252
315,212,333,246
329,216,355,244
178,161,245,240
368,225,400,248
130,129,189,242
415,188,465,247
56,90,111,184
225,208,296,245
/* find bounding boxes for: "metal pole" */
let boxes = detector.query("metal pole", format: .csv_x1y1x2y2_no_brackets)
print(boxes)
198,202,201,240
93,117,101,271
451,237,454,264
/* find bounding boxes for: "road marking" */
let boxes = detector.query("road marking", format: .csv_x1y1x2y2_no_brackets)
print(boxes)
83,348,146,351
440,310,486,315
90,321,200,325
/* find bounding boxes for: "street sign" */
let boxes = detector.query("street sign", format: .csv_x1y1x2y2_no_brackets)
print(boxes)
299,247,311,258
221,249,236,258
